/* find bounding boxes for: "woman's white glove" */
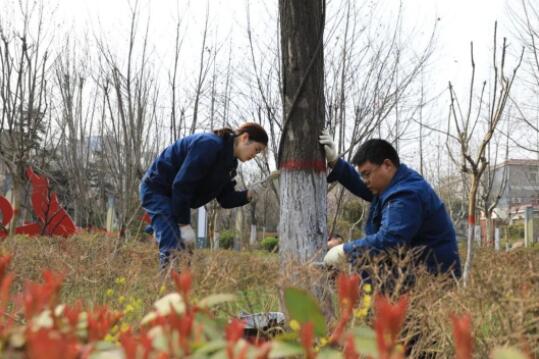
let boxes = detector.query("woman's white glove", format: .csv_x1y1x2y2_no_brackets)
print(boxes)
319,129,338,163
323,244,346,265
180,225,196,248
248,170,280,200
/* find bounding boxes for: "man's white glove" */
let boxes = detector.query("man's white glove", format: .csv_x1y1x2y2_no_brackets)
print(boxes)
319,129,338,163
248,170,280,200
180,225,196,249
323,244,346,266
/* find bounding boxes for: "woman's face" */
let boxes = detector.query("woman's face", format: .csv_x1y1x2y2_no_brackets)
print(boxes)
235,133,266,162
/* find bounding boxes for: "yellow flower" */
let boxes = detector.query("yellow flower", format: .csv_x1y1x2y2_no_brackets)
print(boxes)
354,307,369,319
120,323,130,333
118,295,126,304
106,289,114,297
320,337,329,347
159,285,166,295
104,334,115,342
124,304,135,315
115,277,126,285
363,283,372,294
289,320,301,331
362,294,372,308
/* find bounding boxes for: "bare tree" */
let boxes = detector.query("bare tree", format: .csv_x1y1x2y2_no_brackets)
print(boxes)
95,1,159,240
505,0,539,155
190,1,213,135
278,0,327,264
0,1,50,232
168,9,186,143
477,137,509,248
445,23,524,283
53,37,101,227
323,0,437,236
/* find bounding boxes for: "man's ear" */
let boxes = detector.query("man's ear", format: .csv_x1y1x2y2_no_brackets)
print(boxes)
383,159,394,168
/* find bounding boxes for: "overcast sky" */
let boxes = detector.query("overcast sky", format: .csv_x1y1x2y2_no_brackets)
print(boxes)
2,0,529,171
46,0,511,85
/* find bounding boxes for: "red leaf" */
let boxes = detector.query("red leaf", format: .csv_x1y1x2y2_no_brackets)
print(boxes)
299,322,316,359
374,295,408,359
450,313,473,359
26,328,79,359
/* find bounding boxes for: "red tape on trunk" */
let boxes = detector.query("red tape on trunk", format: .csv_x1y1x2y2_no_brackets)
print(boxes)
279,160,326,172
467,215,476,224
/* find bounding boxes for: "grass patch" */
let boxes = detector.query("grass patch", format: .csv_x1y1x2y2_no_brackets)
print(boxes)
1,233,538,356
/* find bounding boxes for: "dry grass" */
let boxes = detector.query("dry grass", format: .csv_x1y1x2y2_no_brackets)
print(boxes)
1,233,538,358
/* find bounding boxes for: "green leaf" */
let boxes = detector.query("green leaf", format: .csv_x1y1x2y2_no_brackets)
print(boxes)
284,287,327,337
318,348,344,359
209,349,228,359
349,325,378,357
192,339,227,358
197,313,226,341
208,340,259,359
269,341,305,358
274,331,299,342
491,347,528,359
88,347,124,359
198,293,237,308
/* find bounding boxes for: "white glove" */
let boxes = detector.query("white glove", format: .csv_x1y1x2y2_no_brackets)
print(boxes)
248,170,280,200
319,129,338,163
323,244,346,265
180,225,196,249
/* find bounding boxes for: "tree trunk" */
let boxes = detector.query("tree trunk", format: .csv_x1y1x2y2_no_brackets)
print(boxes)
278,0,327,265
463,176,479,284
279,173,327,262
249,203,257,248
234,208,243,251
484,211,493,248
278,0,333,318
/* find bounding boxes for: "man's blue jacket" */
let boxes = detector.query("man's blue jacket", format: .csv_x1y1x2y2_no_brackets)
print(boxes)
140,133,248,225
328,159,462,277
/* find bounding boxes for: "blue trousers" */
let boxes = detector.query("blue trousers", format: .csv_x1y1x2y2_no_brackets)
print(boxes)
139,182,185,268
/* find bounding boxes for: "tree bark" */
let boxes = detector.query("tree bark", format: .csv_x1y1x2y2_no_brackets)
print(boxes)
463,176,479,283
278,0,327,265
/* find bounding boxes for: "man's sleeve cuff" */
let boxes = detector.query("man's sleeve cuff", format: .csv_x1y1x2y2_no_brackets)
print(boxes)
327,158,346,183
343,241,354,254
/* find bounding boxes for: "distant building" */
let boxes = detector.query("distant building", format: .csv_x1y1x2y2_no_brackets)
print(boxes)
483,159,539,246
492,159,539,215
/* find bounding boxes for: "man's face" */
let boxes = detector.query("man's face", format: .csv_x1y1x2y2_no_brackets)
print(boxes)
356,160,396,194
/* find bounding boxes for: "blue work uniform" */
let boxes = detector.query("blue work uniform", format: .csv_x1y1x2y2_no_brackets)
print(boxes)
328,159,462,278
140,132,248,267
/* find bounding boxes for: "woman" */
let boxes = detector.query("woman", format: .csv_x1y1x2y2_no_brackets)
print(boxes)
140,122,268,268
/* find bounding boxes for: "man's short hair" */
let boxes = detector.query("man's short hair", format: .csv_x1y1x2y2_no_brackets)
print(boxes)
351,139,400,167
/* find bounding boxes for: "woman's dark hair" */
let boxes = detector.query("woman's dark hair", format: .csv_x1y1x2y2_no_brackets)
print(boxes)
351,139,400,167
213,122,268,146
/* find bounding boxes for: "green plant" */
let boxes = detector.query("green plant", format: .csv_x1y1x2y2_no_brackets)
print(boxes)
506,222,524,240
219,230,235,249
260,236,278,252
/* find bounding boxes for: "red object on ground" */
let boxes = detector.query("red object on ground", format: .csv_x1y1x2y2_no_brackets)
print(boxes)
0,196,13,237
0,168,77,237
26,167,77,237
0,196,13,227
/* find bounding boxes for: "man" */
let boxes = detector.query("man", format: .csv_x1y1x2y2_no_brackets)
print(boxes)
320,131,461,278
